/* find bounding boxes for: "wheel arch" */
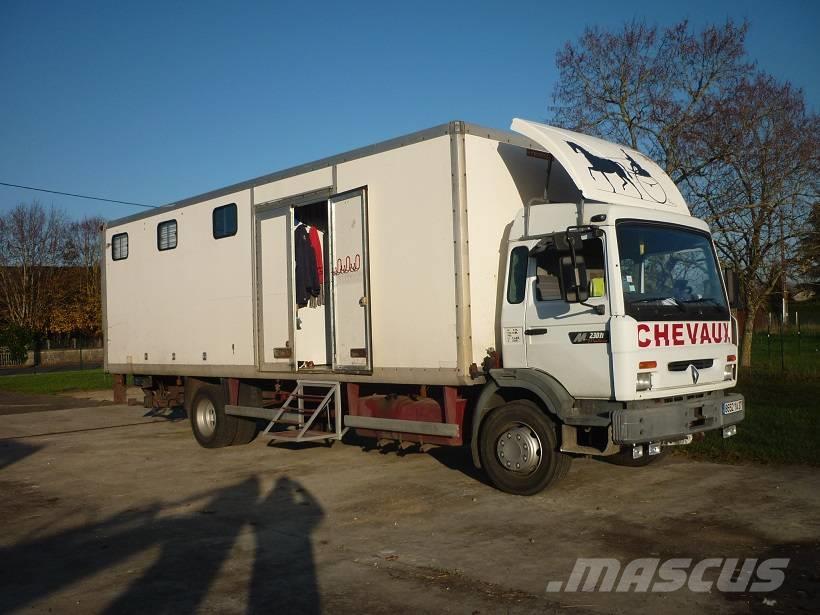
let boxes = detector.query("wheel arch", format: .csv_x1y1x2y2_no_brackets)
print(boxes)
183,376,221,412
470,368,575,468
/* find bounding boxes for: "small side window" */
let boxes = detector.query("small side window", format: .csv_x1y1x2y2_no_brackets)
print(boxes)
213,203,237,239
157,220,177,251
112,233,128,261
535,248,563,302
506,246,529,304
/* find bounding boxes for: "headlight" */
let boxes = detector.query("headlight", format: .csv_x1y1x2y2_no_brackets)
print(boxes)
723,364,736,381
636,373,652,391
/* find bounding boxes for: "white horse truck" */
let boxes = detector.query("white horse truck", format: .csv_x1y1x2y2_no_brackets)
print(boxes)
102,119,744,495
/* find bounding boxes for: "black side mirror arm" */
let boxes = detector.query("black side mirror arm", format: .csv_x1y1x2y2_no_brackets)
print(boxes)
581,302,606,315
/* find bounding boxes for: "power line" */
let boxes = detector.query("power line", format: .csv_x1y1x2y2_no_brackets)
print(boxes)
0,181,158,209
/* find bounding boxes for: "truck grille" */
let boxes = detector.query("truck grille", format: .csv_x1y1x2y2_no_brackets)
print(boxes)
668,359,714,372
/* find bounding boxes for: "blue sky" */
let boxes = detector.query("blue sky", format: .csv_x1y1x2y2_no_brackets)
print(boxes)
1,0,818,221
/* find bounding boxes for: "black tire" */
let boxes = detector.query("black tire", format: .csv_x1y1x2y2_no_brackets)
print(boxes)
231,417,259,445
231,381,261,445
606,447,667,467
479,400,571,496
189,383,239,448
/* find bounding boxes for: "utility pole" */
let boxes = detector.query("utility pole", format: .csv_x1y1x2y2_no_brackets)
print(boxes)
780,211,786,371
781,211,787,325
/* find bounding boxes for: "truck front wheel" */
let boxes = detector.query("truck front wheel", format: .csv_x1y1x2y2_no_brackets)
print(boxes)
479,400,571,496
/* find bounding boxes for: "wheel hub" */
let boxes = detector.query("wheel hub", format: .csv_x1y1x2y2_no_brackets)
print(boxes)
496,424,541,474
196,398,217,437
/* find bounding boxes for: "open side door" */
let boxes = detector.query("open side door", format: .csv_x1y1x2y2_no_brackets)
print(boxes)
510,119,688,214
330,189,372,373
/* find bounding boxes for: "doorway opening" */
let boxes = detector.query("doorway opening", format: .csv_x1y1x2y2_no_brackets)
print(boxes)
293,200,332,371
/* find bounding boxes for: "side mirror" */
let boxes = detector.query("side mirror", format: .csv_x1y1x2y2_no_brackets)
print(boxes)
560,254,589,303
723,268,740,309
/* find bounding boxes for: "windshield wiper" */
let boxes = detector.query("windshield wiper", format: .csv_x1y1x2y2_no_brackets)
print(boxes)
680,298,726,307
629,297,686,312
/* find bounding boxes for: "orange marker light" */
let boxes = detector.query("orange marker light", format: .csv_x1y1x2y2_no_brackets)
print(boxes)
726,355,736,363
638,361,657,370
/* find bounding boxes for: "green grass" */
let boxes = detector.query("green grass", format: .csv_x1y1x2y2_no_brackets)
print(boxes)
748,331,820,377
0,368,115,395
678,376,819,466
678,325,819,466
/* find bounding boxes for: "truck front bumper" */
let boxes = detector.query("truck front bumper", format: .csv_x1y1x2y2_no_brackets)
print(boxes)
611,390,745,445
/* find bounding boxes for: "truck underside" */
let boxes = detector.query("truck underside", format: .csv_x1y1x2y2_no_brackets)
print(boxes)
129,370,743,496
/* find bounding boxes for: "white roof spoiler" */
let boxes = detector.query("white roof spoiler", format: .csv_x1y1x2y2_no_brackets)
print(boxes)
511,118,689,214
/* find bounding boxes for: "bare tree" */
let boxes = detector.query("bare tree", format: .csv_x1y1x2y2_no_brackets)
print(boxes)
552,20,751,184
0,201,71,334
797,202,820,292
54,216,105,336
551,20,819,366
68,216,105,295
685,75,819,365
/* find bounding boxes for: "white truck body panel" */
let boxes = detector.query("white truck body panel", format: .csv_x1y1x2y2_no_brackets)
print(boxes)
463,135,551,366
103,123,550,385
105,188,256,368
333,135,457,372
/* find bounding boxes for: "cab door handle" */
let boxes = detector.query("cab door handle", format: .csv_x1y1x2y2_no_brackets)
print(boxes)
525,328,548,336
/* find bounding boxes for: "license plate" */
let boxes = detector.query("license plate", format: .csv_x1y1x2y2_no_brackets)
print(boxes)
722,399,743,415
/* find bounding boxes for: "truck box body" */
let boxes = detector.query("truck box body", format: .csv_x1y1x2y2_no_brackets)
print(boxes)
103,122,551,385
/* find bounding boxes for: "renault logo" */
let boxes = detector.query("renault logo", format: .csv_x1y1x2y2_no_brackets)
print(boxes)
690,365,700,384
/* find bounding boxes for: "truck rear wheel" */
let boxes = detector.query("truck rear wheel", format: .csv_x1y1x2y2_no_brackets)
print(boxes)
479,400,571,496
190,383,238,448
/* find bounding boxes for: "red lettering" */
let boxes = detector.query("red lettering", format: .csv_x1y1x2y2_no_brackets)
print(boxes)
672,323,684,346
654,323,670,347
711,323,722,343
700,325,712,344
637,324,651,348
722,322,730,343
686,323,698,344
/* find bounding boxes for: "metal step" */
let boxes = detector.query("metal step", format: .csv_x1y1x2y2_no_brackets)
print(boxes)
275,411,312,426
261,380,345,443
268,428,342,443
226,406,314,422
288,393,328,402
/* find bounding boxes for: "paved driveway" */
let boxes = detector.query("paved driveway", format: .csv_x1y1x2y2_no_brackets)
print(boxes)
1,403,817,614
0,389,111,416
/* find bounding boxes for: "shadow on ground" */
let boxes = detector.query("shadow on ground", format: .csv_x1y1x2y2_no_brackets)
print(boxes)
0,439,43,470
0,475,323,614
426,444,492,487
142,405,188,422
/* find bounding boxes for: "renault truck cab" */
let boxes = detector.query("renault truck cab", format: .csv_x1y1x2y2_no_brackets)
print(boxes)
474,120,744,495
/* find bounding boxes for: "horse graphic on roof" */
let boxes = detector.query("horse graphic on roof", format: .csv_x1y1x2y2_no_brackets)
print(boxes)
566,141,640,196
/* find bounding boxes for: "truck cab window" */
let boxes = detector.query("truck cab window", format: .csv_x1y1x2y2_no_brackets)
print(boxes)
581,237,606,297
506,246,529,304
535,237,605,302
535,248,562,301
616,222,728,320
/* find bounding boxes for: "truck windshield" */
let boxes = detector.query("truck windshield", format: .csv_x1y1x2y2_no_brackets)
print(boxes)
616,222,729,321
